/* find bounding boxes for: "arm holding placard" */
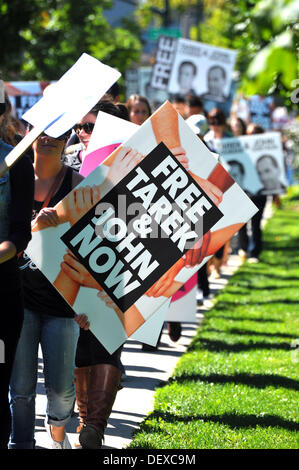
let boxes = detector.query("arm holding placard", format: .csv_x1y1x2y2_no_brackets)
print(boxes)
31,146,143,231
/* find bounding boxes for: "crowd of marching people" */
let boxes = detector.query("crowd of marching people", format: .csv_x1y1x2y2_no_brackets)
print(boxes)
0,79,296,450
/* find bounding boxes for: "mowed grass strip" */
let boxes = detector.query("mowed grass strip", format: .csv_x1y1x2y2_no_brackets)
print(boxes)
129,187,299,449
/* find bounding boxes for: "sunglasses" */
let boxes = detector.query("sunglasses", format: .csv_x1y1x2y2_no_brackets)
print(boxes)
74,122,95,134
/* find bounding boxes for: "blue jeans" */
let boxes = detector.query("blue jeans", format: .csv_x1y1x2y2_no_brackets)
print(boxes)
9,308,79,449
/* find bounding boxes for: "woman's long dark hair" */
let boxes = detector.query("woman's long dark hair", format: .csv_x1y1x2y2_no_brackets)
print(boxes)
126,94,152,117
0,92,18,146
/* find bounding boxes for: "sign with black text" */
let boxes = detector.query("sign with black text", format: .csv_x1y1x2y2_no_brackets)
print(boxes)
61,142,223,312
150,36,177,90
25,101,258,354
151,37,236,104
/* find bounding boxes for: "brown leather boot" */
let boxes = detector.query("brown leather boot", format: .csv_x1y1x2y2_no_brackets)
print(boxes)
79,364,121,449
73,367,90,447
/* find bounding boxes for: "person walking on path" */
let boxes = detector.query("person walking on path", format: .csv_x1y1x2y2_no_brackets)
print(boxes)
9,126,83,449
0,91,34,449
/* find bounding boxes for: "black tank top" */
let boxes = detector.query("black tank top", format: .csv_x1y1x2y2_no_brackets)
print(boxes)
19,166,78,318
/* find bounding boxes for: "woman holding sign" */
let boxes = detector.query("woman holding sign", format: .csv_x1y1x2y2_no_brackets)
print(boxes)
0,92,34,449
9,126,84,449
30,141,146,450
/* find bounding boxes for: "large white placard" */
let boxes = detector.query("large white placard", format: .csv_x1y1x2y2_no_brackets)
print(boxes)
23,53,121,138
25,101,258,354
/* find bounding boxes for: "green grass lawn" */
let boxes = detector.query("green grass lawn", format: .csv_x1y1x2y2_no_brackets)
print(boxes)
129,187,299,449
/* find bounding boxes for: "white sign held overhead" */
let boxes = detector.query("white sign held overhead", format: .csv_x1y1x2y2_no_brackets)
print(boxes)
23,54,121,138
0,53,121,177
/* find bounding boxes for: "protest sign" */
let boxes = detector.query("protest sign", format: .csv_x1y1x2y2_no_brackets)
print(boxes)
203,78,239,117
138,67,169,111
151,37,236,104
0,53,120,177
125,69,139,100
81,111,167,346
214,132,287,196
4,81,47,119
25,101,258,354
168,38,237,102
83,111,194,341
80,111,138,177
150,36,178,91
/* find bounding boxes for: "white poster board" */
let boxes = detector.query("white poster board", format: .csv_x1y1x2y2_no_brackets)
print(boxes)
25,101,258,354
166,273,197,322
23,53,121,138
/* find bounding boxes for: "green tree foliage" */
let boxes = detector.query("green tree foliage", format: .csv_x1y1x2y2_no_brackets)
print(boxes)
0,0,142,80
244,0,298,103
135,0,209,28
138,0,298,107
194,0,299,107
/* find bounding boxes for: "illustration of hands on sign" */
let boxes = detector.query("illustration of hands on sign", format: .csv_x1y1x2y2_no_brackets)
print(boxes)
26,101,258,351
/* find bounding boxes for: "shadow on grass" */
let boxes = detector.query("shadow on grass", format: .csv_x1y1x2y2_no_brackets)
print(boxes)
213,300,299,307
142,410,299,432
201,327,297,340
188,338,292,353
232,270,299,282
205,314,283,323
224,285,299,293
169,372,299,391
263,242,299,251
288,193,299,202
